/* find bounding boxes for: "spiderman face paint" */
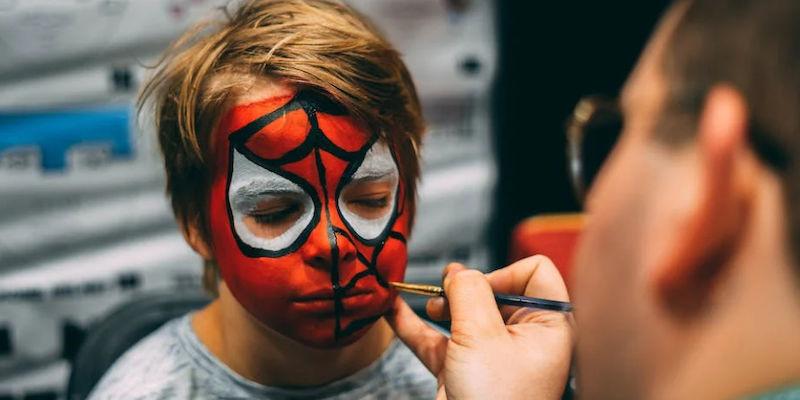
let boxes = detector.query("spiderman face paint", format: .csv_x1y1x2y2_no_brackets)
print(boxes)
209,90,409,348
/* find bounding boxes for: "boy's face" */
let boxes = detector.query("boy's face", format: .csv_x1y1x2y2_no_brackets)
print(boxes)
208,89,409,348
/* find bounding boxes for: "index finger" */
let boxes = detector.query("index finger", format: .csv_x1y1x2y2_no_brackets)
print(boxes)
485,255,570,319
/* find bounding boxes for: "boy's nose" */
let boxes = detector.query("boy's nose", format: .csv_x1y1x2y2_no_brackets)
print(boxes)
300,210,356,270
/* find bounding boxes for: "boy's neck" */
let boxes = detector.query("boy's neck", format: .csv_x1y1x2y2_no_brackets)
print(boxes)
192,283,395,387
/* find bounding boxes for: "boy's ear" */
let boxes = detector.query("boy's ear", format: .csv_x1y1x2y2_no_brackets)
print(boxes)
652,84,754,316
181,218,214,260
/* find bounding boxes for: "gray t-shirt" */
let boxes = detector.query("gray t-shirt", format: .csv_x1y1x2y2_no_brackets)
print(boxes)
88,314,437,399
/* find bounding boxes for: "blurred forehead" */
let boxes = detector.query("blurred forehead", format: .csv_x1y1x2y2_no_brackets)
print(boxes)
620,3,687,131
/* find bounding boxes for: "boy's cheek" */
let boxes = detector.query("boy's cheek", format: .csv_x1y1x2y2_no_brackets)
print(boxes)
376,232,408,285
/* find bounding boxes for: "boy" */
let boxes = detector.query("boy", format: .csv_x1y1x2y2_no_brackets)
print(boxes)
89,0,435,398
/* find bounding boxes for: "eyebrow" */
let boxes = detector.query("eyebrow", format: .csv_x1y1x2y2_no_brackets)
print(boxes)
348,172,397,186
231,179,304,201
349,162,397,182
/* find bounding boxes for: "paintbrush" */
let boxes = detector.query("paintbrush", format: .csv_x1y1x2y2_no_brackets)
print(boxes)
389,281,573,313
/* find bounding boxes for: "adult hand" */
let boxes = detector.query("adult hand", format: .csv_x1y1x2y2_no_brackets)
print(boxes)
386,255,574,400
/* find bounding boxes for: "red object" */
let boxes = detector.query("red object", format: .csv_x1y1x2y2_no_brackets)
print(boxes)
208,91,408,348
509,213,584,287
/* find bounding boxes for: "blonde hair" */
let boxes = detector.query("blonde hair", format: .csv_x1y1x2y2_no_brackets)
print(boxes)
138,0,425,294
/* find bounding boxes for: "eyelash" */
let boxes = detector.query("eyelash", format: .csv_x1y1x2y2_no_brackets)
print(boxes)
252,202,301,224
350,196,389,209
247,192,388,225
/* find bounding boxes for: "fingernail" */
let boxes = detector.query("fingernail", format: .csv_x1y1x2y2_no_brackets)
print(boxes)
443,271,454,288
443,266,463,287
429,297,445,309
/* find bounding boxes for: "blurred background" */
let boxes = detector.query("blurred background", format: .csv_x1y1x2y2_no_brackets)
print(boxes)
0,0,667,397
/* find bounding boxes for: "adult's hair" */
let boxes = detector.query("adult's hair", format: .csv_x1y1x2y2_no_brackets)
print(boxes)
138,0,425,294
658,0,800,266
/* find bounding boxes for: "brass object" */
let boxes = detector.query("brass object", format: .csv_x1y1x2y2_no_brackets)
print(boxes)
388,282,444,297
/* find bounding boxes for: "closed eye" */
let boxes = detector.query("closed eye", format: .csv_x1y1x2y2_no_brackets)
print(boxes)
252,201,302,224
228,147,317,250
348,195,389,209
341,180,394,220
243,198,304,239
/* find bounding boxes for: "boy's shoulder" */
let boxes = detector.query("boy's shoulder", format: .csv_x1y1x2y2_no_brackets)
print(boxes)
86,314,220,400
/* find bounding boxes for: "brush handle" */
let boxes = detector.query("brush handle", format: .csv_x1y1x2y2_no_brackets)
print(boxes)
493,293,573,312
390,281,573,313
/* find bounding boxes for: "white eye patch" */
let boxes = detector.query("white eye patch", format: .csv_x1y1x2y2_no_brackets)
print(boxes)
228,148,316,251
337,141,399,241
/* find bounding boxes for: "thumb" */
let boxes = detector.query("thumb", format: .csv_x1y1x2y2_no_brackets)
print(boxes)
444,269,506,343
385,295,449,375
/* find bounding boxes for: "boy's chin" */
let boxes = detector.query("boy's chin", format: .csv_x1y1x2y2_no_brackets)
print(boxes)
288,318,378,349
311,329,372,349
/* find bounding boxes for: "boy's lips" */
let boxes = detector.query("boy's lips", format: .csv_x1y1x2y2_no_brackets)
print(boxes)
293,273,387,302
292,287,385,314
293,288,371,302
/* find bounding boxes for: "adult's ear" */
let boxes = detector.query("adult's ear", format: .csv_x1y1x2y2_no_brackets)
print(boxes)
180,216,214,261
653,84,756,316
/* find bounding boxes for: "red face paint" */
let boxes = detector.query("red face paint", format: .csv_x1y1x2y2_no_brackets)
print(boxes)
208,91,408,348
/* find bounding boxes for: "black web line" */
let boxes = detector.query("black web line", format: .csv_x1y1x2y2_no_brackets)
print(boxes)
313,147,344,337
332,226,373,268
387,231,407,244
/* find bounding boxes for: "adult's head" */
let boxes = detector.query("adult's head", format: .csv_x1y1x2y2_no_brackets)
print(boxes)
139,0,424,348
573,0,800,398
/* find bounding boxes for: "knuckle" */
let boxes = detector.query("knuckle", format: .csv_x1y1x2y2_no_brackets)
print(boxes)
517,254,557,273
527,254,554,266
450,269,484,287
443,262,466,276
